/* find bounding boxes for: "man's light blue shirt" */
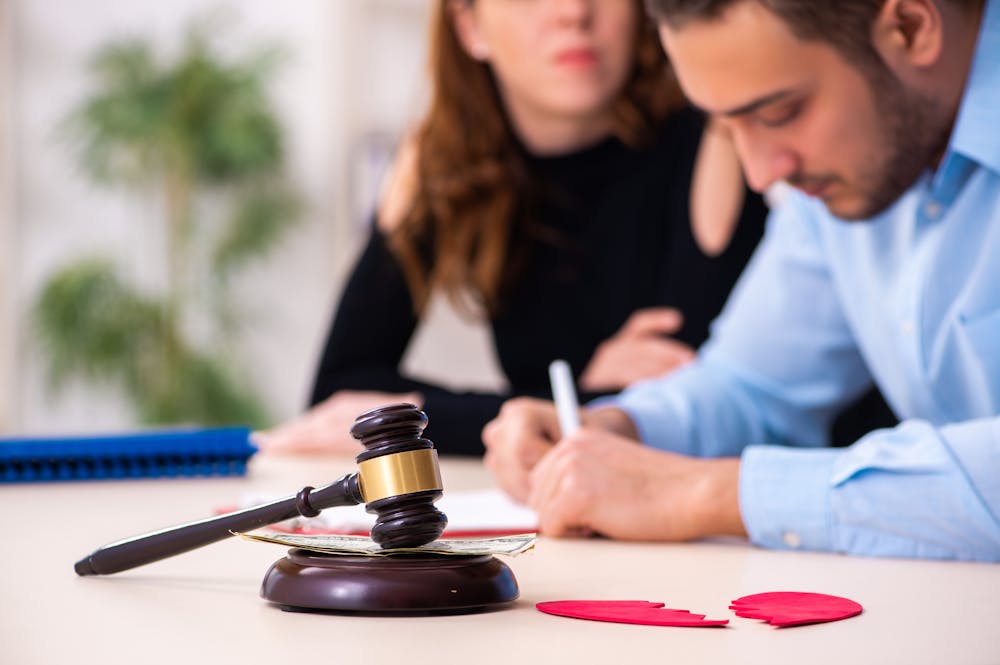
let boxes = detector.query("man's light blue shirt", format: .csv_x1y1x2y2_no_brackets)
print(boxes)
612,1,1000,561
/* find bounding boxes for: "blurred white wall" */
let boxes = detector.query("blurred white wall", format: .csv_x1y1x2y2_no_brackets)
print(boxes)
1,0,13,430
3,0,503,435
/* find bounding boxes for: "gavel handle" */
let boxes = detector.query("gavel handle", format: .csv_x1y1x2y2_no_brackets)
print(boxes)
74,473,364,576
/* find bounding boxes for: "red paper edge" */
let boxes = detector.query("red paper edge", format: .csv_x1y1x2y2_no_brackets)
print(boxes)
729,592,863,627
536,601,729,627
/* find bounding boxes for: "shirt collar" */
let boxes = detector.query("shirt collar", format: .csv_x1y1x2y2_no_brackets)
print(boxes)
949,0,1000,176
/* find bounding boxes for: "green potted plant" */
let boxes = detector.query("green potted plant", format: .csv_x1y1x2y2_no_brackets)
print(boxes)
33,27,301,428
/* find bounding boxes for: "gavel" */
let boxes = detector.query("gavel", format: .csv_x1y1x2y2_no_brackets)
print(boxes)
75,403,448,576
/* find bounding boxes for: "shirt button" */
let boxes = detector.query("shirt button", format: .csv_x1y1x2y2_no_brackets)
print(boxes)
782,531,802,549
901,320,915,334
924,201,941,218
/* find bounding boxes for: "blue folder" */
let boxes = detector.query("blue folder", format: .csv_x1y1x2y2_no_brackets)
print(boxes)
0,427,256,482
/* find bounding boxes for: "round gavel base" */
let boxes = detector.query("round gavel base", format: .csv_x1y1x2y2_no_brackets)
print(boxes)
261,548,519,614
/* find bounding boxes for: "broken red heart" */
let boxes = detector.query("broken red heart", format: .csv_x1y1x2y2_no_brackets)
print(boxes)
729,592,863,627
536,600,729,627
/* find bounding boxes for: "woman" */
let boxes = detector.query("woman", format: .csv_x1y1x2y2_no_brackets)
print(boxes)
256,0,768,455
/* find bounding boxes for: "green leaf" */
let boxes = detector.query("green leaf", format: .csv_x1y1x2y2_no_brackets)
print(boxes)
37,24,303,428
212,183,301,277
33,259,165,385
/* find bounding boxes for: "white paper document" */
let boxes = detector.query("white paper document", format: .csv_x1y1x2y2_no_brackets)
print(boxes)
237,531,537,557
240,488,538,536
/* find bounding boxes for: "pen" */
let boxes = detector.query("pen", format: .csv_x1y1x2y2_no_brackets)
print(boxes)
548,359,581,437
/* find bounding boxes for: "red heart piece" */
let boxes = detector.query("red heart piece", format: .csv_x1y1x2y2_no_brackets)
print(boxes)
729,592,863,627
536,600,728,627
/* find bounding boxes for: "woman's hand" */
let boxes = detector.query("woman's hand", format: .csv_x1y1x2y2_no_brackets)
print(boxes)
579,307,696,392
253,390,423,455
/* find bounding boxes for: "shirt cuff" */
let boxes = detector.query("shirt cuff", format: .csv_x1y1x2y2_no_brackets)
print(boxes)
739,445,841,552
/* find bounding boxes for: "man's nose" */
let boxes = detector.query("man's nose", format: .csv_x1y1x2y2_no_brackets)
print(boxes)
732,131,798,193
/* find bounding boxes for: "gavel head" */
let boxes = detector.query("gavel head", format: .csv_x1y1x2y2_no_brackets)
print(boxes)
350,403,448,549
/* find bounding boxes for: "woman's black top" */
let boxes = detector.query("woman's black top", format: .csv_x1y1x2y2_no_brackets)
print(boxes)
310,108,769,454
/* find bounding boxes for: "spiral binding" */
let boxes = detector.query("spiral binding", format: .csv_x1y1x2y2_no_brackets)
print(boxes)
0,427,255,482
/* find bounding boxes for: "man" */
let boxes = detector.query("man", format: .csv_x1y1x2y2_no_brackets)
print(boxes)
482,0,1000,561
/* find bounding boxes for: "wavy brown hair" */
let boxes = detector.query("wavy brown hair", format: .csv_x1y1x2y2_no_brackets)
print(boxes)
389,0,684,316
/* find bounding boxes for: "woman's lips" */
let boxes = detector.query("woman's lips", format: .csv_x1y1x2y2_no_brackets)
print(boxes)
554,48,598,67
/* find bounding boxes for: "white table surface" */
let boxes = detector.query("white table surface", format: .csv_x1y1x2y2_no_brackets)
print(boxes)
2,454,997,665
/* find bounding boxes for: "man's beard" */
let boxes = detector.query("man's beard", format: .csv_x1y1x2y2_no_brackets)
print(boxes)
791,67,954,221
857,69,953,219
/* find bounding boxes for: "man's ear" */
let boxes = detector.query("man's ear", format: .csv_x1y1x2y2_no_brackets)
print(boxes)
871,0,944,72
449,0,491,61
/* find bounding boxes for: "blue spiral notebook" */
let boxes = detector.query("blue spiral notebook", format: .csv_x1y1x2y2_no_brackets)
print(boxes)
0,427,256,483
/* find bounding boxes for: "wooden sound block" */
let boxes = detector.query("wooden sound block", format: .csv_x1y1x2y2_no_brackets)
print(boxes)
260,548,519,614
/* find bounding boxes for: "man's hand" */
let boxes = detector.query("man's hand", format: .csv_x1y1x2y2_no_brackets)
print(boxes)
482,398,563,503
580,307,696,392
253,390,423,455
482,399,641,503
527,429,746,541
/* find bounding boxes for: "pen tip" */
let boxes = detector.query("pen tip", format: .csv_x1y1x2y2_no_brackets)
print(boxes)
74,557,96,576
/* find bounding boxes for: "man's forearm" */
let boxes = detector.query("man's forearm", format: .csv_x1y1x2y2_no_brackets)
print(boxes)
694,457,747,538
585,406,641,440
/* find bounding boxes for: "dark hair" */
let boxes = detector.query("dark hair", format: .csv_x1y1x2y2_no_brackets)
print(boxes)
645,0,980,72
390,1,684,316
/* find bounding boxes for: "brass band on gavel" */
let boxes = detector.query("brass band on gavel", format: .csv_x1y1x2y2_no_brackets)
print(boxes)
358,449,443,503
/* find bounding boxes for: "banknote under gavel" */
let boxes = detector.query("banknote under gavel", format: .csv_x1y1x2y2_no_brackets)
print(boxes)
74,404,518,612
